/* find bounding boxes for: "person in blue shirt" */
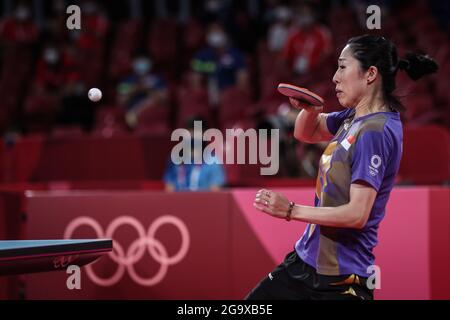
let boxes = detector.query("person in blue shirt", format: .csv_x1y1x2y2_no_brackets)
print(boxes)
191,22,248,91
117,54,169,128
163,147,226,191
164,118,226,192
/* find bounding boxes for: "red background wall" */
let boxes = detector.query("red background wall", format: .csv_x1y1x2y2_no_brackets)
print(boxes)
0,187,449,299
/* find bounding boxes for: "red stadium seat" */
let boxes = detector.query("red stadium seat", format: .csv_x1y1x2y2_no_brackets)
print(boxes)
108,20,142,79
402,93,436,123
222,118,257,131
435,68,450,105
257,95,286,116
223,136,278,186
399,125,450,184
176,87,211,127
257,43,289,100
257,41,281,76
135,103,170,135
218,86,254,127
147,19,178,71
22,90,58,133
183,18,205,53
51,126,84,138
92,106,128,138
0,108,9,134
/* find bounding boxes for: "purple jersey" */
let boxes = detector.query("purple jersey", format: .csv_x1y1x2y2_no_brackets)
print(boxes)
295,108,403,277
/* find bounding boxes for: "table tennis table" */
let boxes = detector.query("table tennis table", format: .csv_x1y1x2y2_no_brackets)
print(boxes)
0,239,112,276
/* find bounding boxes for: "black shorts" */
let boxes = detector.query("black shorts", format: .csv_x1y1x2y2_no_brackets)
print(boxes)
245,250,374,300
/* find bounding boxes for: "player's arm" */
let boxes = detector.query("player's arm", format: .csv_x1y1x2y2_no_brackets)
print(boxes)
291,98,333,144
290,182,376,229
254,182,376,229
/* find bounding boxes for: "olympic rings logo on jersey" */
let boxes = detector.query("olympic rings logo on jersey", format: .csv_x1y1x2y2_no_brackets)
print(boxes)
64,215,190,287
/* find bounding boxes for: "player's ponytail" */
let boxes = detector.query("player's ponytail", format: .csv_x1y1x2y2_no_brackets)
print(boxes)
398,52,438,81
347,35,439,112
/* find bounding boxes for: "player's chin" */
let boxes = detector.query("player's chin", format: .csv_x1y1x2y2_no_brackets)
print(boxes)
338,97,352,108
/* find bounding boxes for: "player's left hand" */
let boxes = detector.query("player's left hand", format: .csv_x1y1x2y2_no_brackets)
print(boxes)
253,189,290,219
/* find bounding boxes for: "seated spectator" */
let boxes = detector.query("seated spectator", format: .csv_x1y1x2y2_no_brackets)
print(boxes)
0,3,39,45
164,118,226,191
282,2,332,80
77,0,110,50
191,22,248,104
267,6,293,53
256,102,301,177
117,54,169,128
256,102,326,178
34,44,79,90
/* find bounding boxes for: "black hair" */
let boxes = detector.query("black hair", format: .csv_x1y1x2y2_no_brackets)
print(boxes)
346,35,438,112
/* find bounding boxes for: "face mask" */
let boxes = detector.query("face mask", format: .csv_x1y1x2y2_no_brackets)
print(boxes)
133,58,152,75
268,25,289,51
15,6,30,21
207,31,227,48
275,7,291,22
44,48,60,65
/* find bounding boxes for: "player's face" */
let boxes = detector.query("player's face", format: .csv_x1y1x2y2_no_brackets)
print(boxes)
332,45,367,108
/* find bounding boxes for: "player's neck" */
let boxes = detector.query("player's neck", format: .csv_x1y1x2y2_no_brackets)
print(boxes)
354,89,388,118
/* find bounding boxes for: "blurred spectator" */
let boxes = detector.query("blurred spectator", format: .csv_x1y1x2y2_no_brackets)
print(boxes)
117,54,169,129
70,1,110,87
191,22,248,105
266,6,293,52
34,44,80,90
199,0,234,25
164,141,226,191
256,103,301,177
256,102,325,177
28,42,93,132
298,142,326,178
164,118,226,191
152,0,191,24
0,3,38,45
0,0,447,138
43,0,68,42
262,0,287,24
282,2,332,80
79,0,110,45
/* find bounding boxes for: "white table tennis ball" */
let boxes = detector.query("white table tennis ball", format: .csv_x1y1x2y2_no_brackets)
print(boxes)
88,88,102,102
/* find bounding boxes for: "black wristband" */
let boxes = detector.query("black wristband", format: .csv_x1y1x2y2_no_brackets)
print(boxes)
286,201,295,221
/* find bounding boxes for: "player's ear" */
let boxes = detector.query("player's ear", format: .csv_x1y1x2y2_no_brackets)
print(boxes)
366,66,378,84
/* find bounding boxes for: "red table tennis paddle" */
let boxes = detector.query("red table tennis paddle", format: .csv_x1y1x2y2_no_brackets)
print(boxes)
277,83,324,107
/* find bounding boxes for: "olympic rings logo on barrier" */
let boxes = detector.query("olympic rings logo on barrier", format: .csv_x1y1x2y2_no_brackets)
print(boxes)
64,215,190,287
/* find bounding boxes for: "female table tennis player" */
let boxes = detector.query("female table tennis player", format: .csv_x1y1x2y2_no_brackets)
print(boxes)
247,35,438,300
